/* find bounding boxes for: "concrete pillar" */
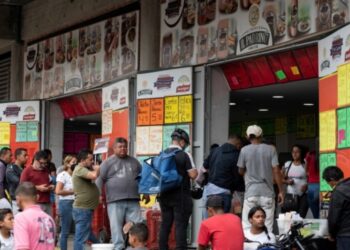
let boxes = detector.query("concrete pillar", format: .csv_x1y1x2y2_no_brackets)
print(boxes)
47,102,64,167
139,0,160,71
10,42,23,101
209,67,230,145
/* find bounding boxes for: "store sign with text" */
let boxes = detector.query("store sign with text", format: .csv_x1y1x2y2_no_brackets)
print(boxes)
0,101,40,124
318,24,350,77
160,0,349,68
136,67,192,99
23,11,139,100
102,79,129,111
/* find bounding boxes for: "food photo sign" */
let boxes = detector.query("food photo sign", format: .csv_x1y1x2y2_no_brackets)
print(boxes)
160,0,349,67
23,11,139,100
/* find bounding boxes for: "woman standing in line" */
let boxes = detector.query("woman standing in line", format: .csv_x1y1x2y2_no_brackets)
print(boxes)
55,155,77,250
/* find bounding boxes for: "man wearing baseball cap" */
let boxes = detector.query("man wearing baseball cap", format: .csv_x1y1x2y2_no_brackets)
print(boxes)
237,125,284,232
197,195,244,250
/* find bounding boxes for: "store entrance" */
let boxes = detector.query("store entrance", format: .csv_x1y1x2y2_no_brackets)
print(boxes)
229,79,318,164
63,113,101,157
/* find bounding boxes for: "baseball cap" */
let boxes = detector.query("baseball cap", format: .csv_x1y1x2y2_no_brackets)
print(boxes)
206,195,224,208
246,125,263,137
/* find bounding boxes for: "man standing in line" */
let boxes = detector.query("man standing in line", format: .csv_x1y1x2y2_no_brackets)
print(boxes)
20,150,54,215
159,128,198,250
0,147,12,199
323,166,350,250
203,135,244,214
6,148,28,214
72,149,100,250
14,182,56,250
97,137,149,250
237,125,284,232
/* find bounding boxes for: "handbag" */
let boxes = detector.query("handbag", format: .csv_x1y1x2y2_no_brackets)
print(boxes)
281,161,300,213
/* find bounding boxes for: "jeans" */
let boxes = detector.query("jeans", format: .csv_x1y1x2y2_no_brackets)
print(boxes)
107,200,142,250
159,195,192,250
242,196,275,232
307,183,320,218
39,203,52,216
72,207,99,250
337,236,350,250
59,200,74,250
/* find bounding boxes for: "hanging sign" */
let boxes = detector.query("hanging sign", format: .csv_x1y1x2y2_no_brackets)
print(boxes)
102,79,129,111
0,101,40,124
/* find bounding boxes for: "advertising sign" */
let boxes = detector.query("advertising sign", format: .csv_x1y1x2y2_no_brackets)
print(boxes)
102,79,129,111
23,11,139,100
0,101,40,124
161,0,348,68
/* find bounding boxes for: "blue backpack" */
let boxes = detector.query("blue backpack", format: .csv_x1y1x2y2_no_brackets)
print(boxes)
138,149,183,194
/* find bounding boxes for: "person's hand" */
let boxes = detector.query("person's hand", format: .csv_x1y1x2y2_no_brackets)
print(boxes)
36,184,49,192
301,184,308,193
92,164,100,171
286,178,294,185
327,236,335,242
123,221,134,234
142,195,151,204
48,185,55,191
278,192,285,205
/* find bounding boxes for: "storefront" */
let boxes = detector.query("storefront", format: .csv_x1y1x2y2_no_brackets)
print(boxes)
159,0,350,243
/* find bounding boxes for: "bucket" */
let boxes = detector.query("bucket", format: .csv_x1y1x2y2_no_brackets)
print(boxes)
91,243,115,250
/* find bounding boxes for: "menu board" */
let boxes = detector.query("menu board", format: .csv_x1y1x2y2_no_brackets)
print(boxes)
26,122,39,142
102,110,113,135
320,111,336,152
164,96,179,124
320,153,337,192
275,117,287,135
150,99,164,125
178,95,193,123
337,64,348,107
149,126,163,154
297,114,316,138
137,100,151,126
16,122,27,142
0,122,10,145
162,125,177,150
136,126,150,155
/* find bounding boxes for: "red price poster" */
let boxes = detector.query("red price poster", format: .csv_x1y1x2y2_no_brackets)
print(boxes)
137,100,151,126
150,99,164,125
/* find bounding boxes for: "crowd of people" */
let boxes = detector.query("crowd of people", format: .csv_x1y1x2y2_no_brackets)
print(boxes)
0,125,348,250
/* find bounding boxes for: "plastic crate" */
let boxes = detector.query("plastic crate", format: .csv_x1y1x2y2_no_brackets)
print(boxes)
146,209,176,250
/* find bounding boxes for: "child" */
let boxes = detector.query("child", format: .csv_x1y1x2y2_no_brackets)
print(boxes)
127,223,149,250
0,209,14,250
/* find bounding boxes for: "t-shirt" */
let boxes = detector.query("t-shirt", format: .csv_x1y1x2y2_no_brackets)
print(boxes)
14,205,55,250
244,230,276,250
20,166,51,203
72,165,100,209
0,232,14,250
56,171,74,200
198,213,244,250
283,161,307,196
237,144,279,198
96,155,141,203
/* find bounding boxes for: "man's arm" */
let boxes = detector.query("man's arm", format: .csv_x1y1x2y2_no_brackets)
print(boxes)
328,190,343,238
84,165,100,181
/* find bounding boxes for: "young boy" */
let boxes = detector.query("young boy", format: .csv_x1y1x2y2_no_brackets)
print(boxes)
0,209,14,250
127,223,148,250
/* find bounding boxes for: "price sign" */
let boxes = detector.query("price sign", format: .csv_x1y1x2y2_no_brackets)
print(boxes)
164,96,179,124
150,98,164,125
137,100,151,126
178,95,192,123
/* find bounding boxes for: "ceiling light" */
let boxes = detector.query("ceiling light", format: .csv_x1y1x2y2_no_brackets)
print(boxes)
303,103,314,107
258,108,269,112
229,102,236,106
88,122,97,126
273,95,284,99
69,118,75,121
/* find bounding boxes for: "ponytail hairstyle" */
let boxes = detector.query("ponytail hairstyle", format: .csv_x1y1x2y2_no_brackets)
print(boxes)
248,206,271,240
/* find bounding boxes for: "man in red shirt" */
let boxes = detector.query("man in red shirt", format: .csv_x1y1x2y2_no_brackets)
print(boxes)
20,150,54,215
197,195,244,250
